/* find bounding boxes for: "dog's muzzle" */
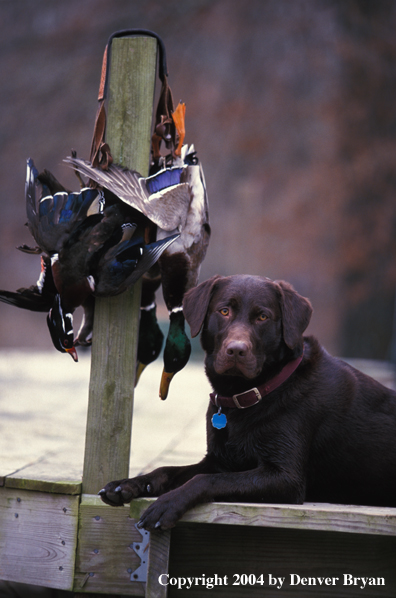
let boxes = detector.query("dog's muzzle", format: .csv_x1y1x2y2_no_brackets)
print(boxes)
214,336,261,378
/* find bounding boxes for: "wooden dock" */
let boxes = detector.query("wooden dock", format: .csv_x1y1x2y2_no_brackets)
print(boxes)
1,350,396,596
0,349,210,596
0,349,210,491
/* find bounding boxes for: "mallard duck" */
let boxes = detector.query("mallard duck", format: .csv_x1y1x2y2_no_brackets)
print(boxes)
135,269,164,385
24,158,178,358
64,146,210,398
157,146,210,399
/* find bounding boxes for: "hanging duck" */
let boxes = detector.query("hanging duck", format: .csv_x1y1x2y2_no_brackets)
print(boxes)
135,268,164,385
24,157,107,358
24,158,178,359
0,254,96,355
157,145,210,399
64,143,210,398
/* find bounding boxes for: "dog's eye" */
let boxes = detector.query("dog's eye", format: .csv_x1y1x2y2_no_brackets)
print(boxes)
219,308,229,317
257,314,268,322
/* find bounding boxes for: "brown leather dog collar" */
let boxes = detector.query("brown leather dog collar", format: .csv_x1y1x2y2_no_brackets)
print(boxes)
209,353,303,409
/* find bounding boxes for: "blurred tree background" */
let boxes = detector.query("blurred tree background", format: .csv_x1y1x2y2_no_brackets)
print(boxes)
1,0,396,359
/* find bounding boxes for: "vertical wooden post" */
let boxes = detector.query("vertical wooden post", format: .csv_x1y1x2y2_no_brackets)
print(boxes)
82,36,157,495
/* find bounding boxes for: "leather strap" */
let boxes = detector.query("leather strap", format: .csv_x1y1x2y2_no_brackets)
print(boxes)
209,353,303,409
151,75,176,162
89,29,170,169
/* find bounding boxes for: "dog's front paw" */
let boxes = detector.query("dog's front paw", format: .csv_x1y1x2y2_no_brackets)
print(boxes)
99,476,151,507
137,490,187,531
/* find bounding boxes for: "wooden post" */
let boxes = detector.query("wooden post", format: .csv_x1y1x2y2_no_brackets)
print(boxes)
82,36,157,495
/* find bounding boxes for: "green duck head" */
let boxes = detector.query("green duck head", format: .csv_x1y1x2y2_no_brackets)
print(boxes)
160,309,191,400
135,303,164,386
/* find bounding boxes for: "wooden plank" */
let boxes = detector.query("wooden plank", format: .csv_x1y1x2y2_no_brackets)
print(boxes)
3,443,83,494
82,35,157,495
73,495,145,595
1,461,82,494
5,465,81,495
146,530,171,598
0,487,79,590
130,498,396,537
168,522,396,597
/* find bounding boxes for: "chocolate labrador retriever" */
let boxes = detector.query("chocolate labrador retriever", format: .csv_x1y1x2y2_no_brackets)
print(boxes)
99,274,396,529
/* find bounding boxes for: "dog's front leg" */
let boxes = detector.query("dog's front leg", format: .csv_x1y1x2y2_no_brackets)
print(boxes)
99,458,214,507
137,466,306,531
136,473,209,530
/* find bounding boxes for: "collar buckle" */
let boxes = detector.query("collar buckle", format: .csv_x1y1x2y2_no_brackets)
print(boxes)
232,387,262,408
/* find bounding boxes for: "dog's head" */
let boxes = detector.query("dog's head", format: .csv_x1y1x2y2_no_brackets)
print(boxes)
183,275,312,382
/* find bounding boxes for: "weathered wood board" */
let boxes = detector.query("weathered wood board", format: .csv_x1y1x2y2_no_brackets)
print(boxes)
4,452,82,495
130,499,396,537
0,487,79,590
74,495,145,596
145,530,171,598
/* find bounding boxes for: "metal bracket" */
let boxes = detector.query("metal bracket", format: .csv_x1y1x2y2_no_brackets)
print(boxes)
130,523,150,582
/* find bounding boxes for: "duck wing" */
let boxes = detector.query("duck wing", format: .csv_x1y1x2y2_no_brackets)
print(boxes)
0,288,53,312
94,233,180,297
0,255,56,312
25,158,105,255
64,156,191,232
158,157,210,310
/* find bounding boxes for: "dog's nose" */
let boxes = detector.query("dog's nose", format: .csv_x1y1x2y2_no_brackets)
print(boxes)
226,341,249,358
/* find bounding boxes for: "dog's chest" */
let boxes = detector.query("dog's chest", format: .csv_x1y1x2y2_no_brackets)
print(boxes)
211,413,261,471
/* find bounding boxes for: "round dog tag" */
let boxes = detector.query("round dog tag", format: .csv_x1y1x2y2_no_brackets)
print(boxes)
212,409,227,429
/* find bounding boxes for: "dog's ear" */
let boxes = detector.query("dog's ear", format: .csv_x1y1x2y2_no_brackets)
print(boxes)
275,280,313,349
183,275,223,337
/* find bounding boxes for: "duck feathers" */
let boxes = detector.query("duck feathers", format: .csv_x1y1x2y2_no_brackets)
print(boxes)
25,158,105,256
94,232,180,297
63,147,201,232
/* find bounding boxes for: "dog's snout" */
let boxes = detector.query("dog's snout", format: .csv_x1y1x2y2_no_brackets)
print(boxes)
214,324,259,378
226,340,249,358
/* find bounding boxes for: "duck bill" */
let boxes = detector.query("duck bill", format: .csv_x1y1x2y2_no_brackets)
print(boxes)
135,362,147,387
159,370,175,400
66,346,78,362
